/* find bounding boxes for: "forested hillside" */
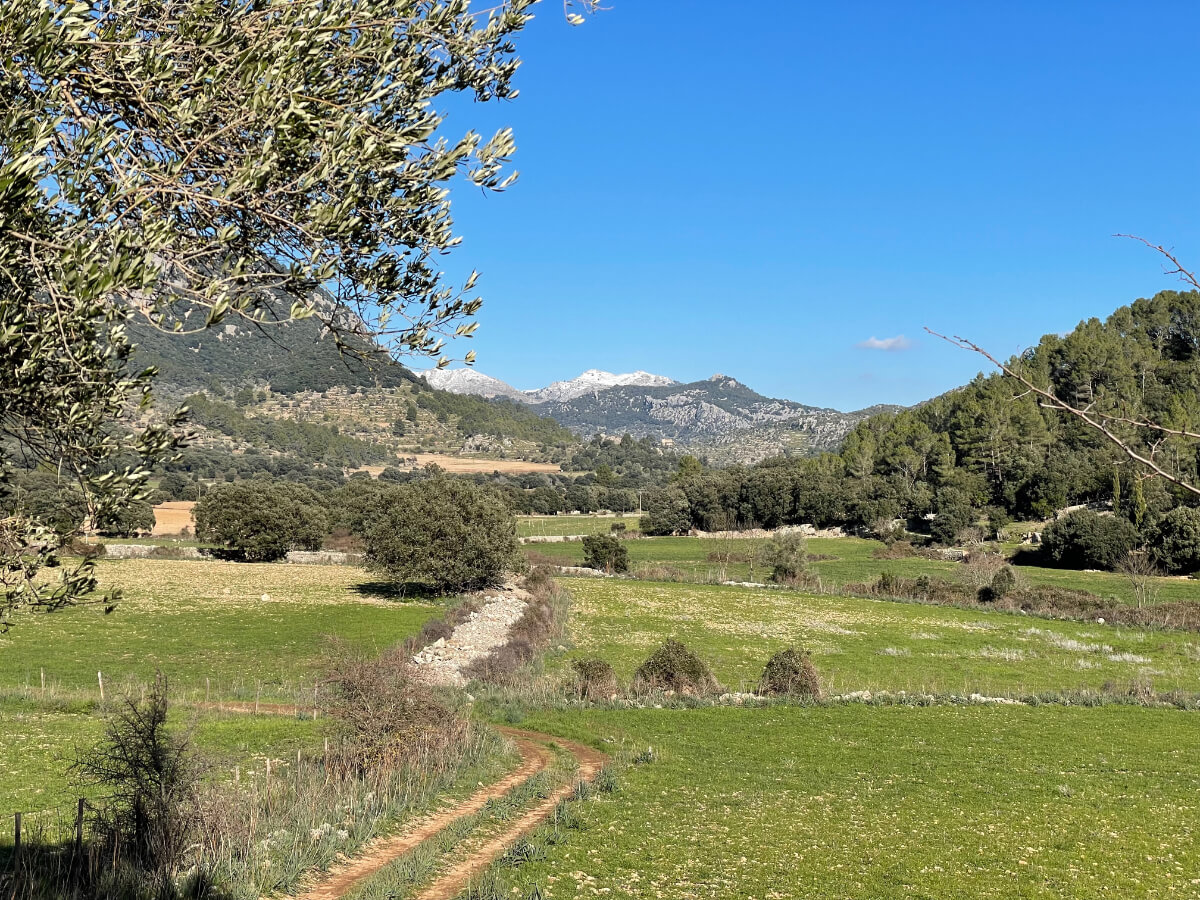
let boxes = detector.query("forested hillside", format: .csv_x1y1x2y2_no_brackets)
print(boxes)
129,313,576,463
652,290,1200,536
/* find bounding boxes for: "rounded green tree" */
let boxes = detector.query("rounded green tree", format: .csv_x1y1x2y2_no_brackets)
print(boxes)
364,477,520,593
194,482,328,562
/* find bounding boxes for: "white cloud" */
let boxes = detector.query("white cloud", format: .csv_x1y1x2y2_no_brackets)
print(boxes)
857,335,913,352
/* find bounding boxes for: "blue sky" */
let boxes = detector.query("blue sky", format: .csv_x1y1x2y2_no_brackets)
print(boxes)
431,1,1200,411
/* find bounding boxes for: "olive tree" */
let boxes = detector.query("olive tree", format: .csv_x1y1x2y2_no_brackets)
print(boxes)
1,0,590,626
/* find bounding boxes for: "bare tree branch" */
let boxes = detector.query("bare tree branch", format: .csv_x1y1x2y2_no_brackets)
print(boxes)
925,328,1200,497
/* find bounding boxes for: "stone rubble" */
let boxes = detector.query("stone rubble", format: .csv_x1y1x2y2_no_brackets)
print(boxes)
410,580,530,687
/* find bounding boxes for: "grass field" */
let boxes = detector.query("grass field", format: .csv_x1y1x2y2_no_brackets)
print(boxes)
518,516,640,538
489,705,1200,899
557,577,1200,695
0,559,438,700
0,697,323,816
527,535,1200,605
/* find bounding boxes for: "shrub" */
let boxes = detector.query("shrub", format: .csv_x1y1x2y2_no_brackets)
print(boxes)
572,657,619,700
364,476,521,593
632,639,719,696
194,481,328,561
990,566,1017,599
757,647,821,698
763,532,807,582
1151,506,1200,574
1041,509,1139,571
71,673,204,888
581,533,629,573
960,552,1007,588
324,643,467,775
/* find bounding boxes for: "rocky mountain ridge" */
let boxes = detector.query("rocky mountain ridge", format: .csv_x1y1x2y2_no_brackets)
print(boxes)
417,368,900,462
417,367,676,404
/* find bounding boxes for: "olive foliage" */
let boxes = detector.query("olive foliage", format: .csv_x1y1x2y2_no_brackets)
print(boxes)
1,0,545,624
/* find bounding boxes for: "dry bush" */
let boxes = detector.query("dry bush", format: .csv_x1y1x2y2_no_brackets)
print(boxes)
323,527,365,553
630,563,691,582
774,570,825,592
632,639,720,696
324,643,468,776
572,657,619,700
872,541,916,560
462,572,570,685
959,552,1008,588
1118,551,1163,609
757,647,821,698
71,673,204,889
64,537,106,558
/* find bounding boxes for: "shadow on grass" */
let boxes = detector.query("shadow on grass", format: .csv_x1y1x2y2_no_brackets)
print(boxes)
351,581,442,603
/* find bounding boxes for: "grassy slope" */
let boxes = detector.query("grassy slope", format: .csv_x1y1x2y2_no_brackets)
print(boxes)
559,577,1200,695
499,705,1200,899
527,535,1200,605
0,559,438,699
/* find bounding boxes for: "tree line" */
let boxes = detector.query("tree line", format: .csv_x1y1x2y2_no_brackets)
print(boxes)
636,290,1200,573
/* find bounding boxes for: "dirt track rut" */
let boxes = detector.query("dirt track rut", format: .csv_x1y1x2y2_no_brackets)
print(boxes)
198,703,606,900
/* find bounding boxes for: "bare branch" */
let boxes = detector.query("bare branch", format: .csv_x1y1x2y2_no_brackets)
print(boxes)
925,328,1200,497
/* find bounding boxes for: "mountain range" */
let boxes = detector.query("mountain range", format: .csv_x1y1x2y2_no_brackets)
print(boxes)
416,368,898,461
417,367,675,404
127,299,897,463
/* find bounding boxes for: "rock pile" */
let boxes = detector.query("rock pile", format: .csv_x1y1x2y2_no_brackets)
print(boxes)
410,580,530,687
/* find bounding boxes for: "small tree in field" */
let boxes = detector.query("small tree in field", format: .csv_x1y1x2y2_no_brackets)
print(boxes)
194,481,328,561
763,532,807,583
72,674,203,889
1118,551,1162,608
364,477,520,593
582,534,628,573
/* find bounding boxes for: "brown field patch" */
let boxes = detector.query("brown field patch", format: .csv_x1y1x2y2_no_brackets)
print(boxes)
152,500,195,535
357,455,561,476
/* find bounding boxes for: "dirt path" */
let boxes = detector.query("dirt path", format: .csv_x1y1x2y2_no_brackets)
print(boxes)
198,702,608,900
293,732,557,900
412,728,608,900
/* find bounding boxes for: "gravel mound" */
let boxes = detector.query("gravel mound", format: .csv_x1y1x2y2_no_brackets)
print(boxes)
411,580,530,687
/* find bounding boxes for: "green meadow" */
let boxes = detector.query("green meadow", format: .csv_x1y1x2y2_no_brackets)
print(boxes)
0,559,438,700
558,577,1200,696
527,534,1200,605
487,704,1200,899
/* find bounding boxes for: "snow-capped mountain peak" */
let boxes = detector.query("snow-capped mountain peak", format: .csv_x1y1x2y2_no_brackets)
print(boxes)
416,368,525,402
524,369,677,403
414,366,677,405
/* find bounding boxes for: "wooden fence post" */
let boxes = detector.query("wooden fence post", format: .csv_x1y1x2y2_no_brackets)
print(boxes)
13,811,20,857
74,797,85,857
